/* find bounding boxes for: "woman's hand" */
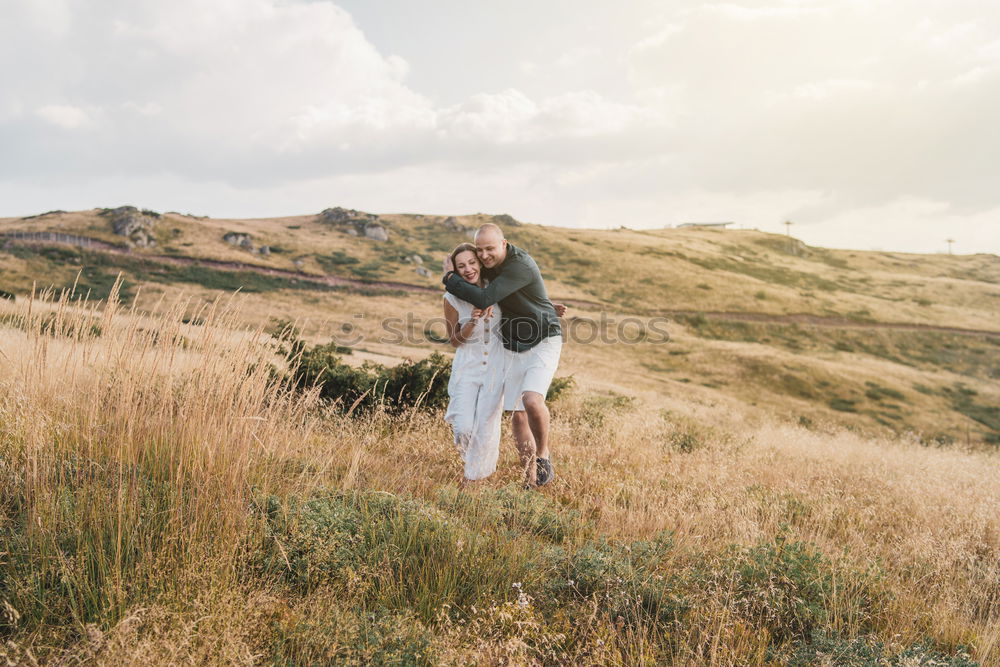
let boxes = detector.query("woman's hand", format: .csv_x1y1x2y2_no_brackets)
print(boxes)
554,303,567,317
471,305,494,320
442,255,455,275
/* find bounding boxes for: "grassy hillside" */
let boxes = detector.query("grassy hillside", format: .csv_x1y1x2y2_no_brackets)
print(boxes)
2,207,998,445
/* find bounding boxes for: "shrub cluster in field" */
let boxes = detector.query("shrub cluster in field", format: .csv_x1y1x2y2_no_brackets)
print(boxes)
273,322,574,413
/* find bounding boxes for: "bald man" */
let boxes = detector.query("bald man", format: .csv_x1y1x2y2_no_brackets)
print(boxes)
442,223,565,488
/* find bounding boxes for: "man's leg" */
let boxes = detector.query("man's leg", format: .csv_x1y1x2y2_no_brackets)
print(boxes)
511,409,537,485
520,391,550,459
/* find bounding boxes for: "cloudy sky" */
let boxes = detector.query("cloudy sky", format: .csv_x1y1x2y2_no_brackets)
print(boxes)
2,0,998,254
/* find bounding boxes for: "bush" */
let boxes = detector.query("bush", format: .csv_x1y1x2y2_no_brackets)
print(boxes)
724,534,888,644
773,630,977,666
546,376,575,402
542,533,687,632
316,250,360,273
254,491,527,621
292,342,376,409
829,397,858,412
269,606,432,666
436,484,580,543
288,343,451,413
350,261,385,281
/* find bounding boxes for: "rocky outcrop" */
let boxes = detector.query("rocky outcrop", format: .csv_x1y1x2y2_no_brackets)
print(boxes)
318,207,389,241
492,213,521,227
319,207,377,225
102,206,158,247
223,232,253,249
414,266,430,278
443,216,467,232
364,224,389,241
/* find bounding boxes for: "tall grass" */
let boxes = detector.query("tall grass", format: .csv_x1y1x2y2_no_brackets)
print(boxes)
1,280,998,664
0,279,320,651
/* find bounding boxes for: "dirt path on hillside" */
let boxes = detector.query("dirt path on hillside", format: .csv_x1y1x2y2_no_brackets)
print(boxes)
4,234,998,338
2,234,439,294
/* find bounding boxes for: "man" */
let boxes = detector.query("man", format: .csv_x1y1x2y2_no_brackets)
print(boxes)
441,223,565,488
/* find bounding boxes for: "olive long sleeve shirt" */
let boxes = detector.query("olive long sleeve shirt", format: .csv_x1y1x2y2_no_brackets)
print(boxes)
442,243,562,352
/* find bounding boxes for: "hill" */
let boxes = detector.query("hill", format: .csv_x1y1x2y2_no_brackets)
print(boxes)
2,206,998,445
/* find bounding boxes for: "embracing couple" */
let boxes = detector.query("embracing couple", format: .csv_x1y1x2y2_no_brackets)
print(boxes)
440,223,566,489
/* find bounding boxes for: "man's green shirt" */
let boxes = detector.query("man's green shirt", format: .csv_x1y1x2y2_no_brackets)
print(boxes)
442,243,562,352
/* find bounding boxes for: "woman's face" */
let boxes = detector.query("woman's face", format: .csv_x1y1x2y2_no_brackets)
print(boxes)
454,250,481,284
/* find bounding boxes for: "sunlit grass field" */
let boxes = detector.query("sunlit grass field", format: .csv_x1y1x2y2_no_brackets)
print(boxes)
1,282,998,665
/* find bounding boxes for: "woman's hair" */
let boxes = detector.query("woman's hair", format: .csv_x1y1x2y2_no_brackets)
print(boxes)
449,242,479,270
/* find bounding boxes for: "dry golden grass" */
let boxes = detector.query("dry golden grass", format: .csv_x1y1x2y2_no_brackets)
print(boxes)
1,280,998,664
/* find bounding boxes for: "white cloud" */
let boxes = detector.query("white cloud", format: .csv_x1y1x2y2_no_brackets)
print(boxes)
630,24,682,53
553,47,601,69
35,104,94,129
701,3,831,21
787,78,877,100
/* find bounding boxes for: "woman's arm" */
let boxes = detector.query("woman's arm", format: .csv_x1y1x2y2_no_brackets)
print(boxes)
444,299,479,348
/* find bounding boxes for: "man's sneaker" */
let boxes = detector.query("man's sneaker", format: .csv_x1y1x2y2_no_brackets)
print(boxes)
536,457,554,486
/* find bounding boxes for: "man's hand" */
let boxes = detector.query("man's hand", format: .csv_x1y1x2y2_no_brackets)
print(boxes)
554,303,567,317
442,255,455,275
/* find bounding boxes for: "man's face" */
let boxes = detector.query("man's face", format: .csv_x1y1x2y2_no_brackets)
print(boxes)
475,232,506,269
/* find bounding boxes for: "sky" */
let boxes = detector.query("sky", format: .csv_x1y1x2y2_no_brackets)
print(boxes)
1,0,998,254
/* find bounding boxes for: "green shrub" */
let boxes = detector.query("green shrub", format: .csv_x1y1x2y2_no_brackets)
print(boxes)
725,534,887,643
316,250,360,273
546,376,575,402
374,353,452,411
543,533,687,632
350,261,384,281
678,312,707,328
864,382,905,402
255,491,527,621
269,607,432,667
829,398,858,412
286,340,451,413
291,342,375,408
576,392,633,429
436,484,580,543
773,630,977,666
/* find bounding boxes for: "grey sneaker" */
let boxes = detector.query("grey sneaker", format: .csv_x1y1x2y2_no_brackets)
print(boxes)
536,457,554,486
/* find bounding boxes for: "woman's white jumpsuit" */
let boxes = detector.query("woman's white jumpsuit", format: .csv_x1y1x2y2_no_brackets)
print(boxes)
443,291,508,480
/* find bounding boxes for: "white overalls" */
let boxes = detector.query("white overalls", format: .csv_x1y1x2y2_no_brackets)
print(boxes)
443,292,508,480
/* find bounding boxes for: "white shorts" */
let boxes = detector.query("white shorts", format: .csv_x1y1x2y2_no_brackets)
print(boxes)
503,335,563,411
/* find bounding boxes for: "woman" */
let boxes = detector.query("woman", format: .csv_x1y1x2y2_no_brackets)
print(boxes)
442,242,507,483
